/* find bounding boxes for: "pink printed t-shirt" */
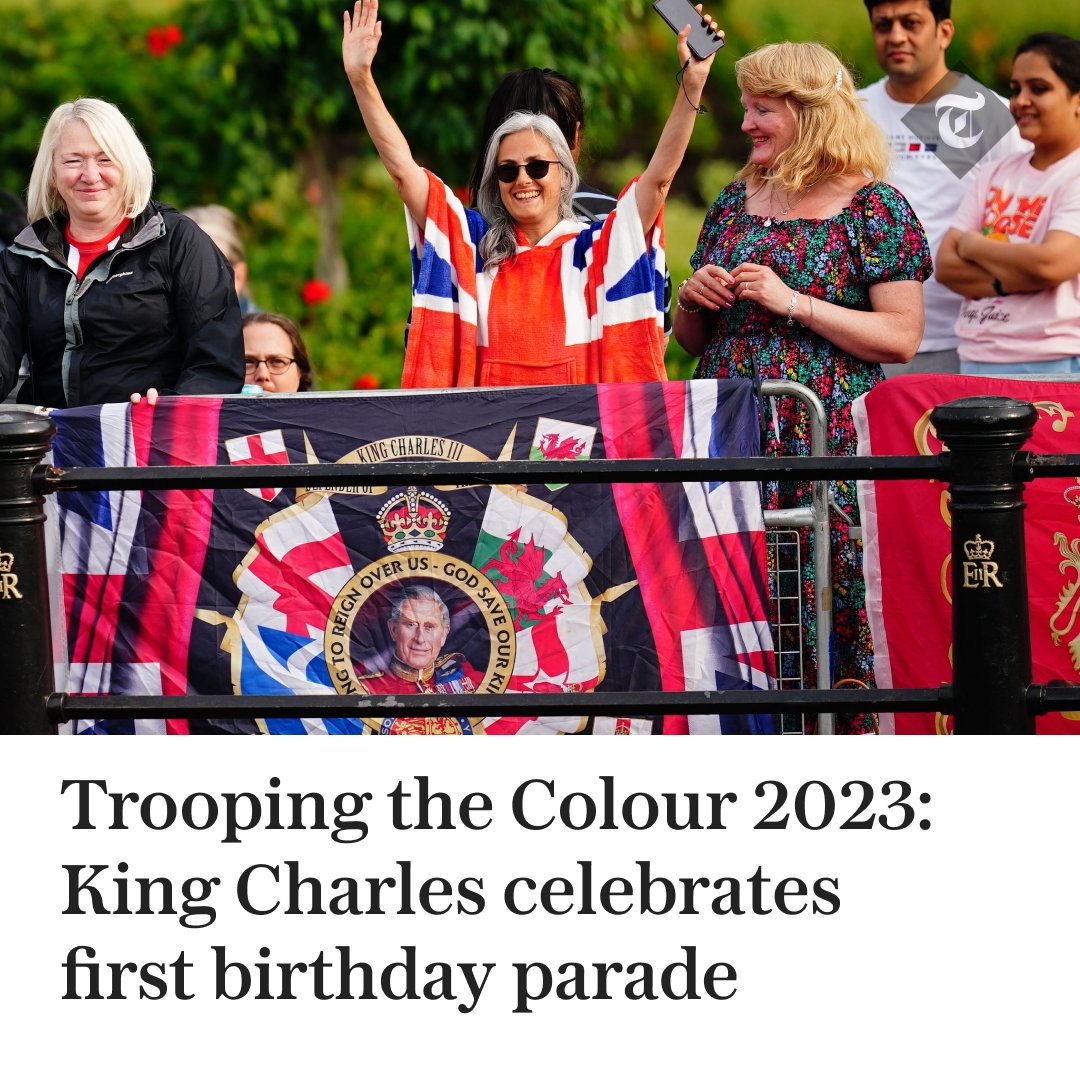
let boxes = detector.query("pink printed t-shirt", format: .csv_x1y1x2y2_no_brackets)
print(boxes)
953,145,1080,367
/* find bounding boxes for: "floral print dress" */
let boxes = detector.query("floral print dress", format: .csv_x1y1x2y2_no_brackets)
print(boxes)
691,180,932,733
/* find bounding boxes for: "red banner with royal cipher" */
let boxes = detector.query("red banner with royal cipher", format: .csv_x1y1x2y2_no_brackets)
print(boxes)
854,373,1080,735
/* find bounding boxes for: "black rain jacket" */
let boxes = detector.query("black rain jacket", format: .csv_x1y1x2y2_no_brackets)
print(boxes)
0,200,244,407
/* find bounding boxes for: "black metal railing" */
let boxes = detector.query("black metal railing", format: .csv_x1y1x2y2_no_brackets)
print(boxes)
3,395,1079,735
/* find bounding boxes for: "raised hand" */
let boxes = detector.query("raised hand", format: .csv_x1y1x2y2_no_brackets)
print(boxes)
635,6,722,234
342,0,382,79
677,7,722,79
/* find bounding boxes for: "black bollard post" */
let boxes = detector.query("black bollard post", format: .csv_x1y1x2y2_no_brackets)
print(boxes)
0,408,57,734
931,397,1037,735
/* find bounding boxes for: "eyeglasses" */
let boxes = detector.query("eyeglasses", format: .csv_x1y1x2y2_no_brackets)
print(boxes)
245,357,295,374
494,159,561,184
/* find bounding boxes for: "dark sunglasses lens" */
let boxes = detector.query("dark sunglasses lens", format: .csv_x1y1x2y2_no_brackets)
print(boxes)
495,160,554,183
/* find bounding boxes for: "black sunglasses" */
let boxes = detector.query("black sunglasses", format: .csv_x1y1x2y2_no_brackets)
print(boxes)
494,159,561,184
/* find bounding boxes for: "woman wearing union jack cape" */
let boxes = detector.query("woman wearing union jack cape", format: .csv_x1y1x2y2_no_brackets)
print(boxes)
342,0,721,388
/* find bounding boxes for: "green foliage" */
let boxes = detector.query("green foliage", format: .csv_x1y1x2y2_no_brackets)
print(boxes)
0,0,198,200
169,0,653,200
372,0,651,186
241,162,413,390
175,0,350,206
2,0,1078,390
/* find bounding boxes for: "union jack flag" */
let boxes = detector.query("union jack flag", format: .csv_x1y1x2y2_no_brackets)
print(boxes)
403,173,668,388
50,381,775,734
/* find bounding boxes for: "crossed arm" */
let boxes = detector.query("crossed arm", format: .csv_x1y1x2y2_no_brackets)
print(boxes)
937,226,1080,297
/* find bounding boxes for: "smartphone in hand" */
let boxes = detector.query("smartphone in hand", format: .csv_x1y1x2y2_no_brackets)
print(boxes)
652,0,725,60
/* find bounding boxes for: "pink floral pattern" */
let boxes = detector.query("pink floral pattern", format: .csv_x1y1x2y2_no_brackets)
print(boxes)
691,180,931,733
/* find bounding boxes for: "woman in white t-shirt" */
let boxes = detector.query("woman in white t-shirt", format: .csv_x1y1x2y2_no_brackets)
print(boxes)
937,32,1080,375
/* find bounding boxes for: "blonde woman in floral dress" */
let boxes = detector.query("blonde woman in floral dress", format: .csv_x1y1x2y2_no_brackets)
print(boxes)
674,43,932,733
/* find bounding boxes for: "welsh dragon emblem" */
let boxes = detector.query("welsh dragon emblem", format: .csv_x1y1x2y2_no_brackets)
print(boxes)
481,528,576,692
537,432,588,460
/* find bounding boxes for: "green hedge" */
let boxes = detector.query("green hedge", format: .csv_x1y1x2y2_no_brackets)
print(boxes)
2,0,1076,387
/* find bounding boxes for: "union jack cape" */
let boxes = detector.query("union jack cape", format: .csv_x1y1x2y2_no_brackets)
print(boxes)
49,380,775,734
403,172,668,388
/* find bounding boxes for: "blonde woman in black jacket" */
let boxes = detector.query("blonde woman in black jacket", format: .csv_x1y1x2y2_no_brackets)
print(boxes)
0,98,243,408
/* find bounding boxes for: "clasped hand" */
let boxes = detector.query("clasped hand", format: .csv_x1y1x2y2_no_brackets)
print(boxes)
685,263,788,315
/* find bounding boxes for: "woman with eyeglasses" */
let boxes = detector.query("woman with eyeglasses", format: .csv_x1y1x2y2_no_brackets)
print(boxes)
242,312,314,393
342,0,719,388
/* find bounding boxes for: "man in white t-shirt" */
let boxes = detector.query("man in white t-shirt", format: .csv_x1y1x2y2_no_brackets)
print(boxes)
859,0,1028,376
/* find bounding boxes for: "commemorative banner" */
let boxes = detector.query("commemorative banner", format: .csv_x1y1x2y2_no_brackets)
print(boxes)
50,381,775,735
854,373,1080,735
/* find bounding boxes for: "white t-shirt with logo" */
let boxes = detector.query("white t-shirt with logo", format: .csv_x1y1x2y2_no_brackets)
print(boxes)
860,77,1028,351
952,145,1080,366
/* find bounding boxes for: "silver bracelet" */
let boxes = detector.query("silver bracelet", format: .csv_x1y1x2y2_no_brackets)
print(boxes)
786,291,800,325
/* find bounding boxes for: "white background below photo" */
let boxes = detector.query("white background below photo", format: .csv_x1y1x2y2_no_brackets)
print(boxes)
1,736,1075,1078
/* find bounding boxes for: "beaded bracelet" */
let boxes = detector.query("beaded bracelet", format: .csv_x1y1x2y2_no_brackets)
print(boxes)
676,279,703,315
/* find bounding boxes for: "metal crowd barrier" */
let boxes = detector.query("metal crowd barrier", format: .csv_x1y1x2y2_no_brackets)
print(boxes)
2,395,1079,735
760,379,831,734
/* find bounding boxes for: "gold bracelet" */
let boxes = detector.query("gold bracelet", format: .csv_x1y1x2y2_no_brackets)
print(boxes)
677,278,703,314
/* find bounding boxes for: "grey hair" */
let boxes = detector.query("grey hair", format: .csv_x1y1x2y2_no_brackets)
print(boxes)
476,111,578,273
389,585,449,627
184,204,246,266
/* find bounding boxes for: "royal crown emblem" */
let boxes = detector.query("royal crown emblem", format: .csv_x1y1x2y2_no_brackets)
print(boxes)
0,550,13,573
376,486,450,553
963,534,994,561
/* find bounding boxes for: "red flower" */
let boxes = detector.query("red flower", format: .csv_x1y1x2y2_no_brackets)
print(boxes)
146,27,168,56
301,279,333,305
146,24,182,57
353,373,380,391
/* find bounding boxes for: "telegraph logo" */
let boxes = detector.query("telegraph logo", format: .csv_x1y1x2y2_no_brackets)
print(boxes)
935,88,986,150
902,67,1018,179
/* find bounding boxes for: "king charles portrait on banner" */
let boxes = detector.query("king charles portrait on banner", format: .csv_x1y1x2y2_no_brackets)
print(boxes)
358,585,485,696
